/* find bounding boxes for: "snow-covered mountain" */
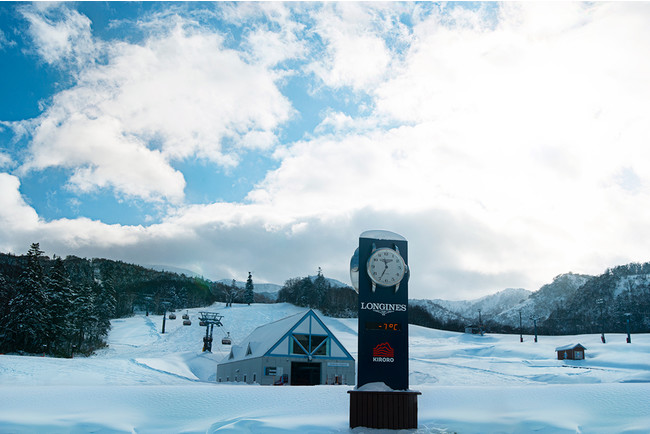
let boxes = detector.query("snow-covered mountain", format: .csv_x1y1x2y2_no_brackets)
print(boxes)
147,264,202,278
494,273,592,328
427,287,532,323
413,273,593,331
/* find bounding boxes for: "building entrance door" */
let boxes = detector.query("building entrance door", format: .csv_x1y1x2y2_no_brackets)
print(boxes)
291,362,321,385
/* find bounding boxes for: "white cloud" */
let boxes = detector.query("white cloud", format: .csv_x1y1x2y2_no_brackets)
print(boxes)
0,173,40,236
19,3,97,68
230,3,308,68
0,152,12,168
0,29,16,50
15,10,294,203
307,3,404,91
22,112,186,202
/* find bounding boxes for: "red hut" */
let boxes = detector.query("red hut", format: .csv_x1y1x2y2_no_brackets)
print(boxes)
555,343,586,360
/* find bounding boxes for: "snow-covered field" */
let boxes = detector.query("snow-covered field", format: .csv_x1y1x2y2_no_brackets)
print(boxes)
1,302,650,433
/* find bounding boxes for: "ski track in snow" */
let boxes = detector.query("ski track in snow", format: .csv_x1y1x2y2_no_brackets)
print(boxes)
1,302,650,433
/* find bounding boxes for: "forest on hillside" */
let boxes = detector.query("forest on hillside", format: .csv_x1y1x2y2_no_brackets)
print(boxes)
276,270,358,318
0,244,229,356
0,244,356,357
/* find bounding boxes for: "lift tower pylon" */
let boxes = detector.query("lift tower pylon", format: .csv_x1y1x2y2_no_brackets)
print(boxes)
199,312,224,352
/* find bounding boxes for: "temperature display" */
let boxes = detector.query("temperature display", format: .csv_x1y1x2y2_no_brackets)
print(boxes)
365,321,402,332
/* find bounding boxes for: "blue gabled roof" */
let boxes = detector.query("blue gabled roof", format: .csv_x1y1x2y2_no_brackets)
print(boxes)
222,309,354,363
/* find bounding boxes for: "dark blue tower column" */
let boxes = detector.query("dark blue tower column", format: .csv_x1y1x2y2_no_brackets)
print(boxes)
348,230,420,429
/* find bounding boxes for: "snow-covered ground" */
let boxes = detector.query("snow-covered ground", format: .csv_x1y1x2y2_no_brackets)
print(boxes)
1,302,649,433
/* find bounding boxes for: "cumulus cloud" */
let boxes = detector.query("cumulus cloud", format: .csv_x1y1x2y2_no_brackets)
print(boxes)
224,2,308,68
0,173,40,235
13,6,294,203
307,3,406,91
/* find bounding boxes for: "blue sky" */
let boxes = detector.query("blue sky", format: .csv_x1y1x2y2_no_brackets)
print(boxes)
1,2,650,300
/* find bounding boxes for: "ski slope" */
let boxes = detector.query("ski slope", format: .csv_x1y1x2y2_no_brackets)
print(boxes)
1,302,650,433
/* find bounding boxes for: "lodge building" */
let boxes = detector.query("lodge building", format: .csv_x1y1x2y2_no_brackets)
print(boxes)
216,309,355,385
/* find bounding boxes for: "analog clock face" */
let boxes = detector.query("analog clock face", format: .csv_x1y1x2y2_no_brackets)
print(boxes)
367,248,406,287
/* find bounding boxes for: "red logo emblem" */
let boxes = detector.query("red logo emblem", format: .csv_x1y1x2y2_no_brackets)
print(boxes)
372,342,394,358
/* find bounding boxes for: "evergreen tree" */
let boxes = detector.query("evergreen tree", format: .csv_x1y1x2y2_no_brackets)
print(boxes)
244,272,254,305
0,274,17,352
94,275,117,343
278,277,302,305
48,256,76,355
7,243,50,353
72,282,95,352
313,267,330,307
226,279,237,307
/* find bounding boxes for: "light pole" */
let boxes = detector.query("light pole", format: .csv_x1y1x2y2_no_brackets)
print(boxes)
519,311,523,343
478,309,483,336
625,313,632,343
144,296,153,316
597,299,606,343
161,301,171,334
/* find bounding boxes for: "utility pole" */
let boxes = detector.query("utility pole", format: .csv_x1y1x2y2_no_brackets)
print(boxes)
625,313,632,343
519,311,523,343
597,298,606,343
530,317,538,343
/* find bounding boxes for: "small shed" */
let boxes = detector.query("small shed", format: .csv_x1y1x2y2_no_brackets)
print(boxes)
217,309,355,385
555,343,586,360
464,325,484,335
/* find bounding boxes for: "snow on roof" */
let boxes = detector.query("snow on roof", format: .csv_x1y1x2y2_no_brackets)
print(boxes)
360,230,406,241
221,309,313,363
555,343,586,351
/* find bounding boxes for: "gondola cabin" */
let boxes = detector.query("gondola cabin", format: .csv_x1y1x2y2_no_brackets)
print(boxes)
183,318,192,326
556,343,586,360
168,313,176,320
182,312,189,320
222,332,232,345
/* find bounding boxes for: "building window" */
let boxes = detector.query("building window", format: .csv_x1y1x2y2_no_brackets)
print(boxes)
292,334,309,354
253,373,256,382
291,333,329,356
243,374,247,382
312,335,328,356
265,367,277,376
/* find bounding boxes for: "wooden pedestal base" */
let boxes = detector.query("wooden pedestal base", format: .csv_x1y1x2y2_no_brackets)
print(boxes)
348,390,421,429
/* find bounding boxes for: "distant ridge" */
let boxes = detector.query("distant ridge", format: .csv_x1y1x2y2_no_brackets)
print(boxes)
147,264,202,278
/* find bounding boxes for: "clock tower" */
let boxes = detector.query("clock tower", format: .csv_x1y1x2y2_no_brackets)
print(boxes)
348,230,420,429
